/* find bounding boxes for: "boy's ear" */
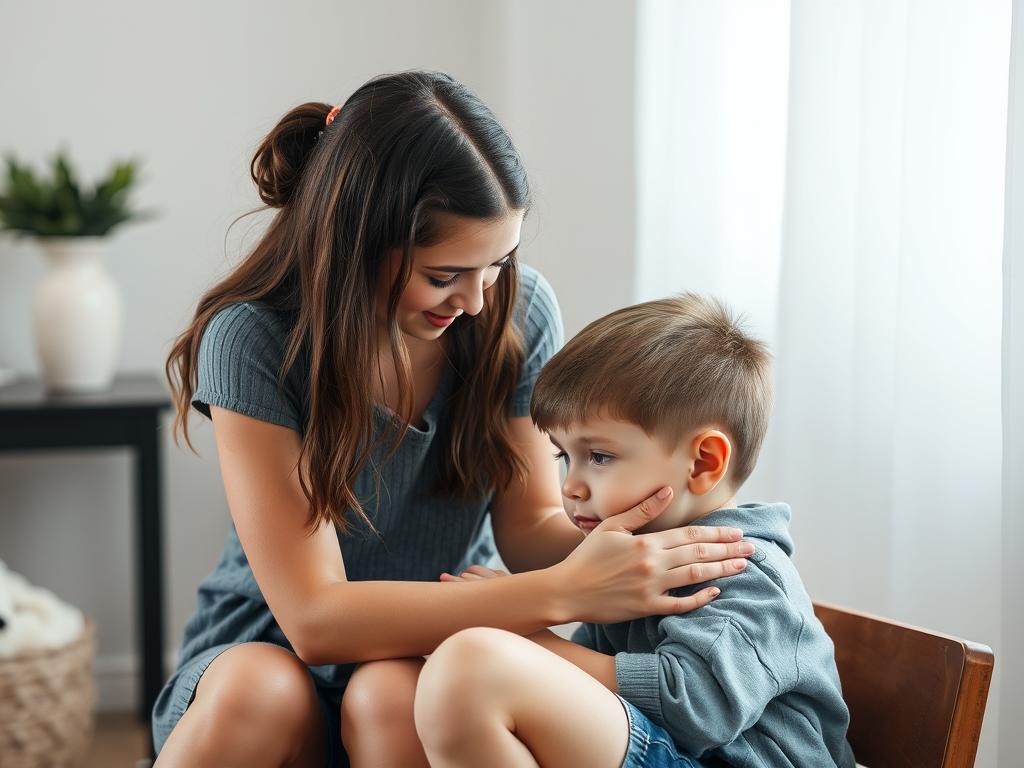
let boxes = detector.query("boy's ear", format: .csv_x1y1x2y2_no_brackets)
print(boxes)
687,429,732,496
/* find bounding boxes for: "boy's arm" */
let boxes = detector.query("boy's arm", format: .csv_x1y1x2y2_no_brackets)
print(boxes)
614,611,795,757
526,628,618,691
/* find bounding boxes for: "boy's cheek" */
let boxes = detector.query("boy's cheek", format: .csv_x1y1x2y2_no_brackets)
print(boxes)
591,492,635,522
600,480,655,517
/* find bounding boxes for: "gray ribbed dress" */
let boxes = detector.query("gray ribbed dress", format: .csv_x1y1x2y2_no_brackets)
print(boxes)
151,264,562,765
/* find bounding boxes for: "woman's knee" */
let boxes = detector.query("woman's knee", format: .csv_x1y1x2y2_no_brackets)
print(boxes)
342,657,423,728
342,658,427,765
156,643,326,767
191,643,323,739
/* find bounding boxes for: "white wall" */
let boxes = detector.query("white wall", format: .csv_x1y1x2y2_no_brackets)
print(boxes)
0,0,636,709
482,2,637,337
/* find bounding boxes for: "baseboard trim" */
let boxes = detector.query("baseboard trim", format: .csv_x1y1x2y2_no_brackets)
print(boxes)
94,650,179,712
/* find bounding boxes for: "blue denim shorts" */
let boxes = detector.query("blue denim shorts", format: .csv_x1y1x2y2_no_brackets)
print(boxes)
618,695,711,768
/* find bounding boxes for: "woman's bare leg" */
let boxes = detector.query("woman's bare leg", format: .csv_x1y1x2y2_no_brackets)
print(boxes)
414,627,629,768
341,657,430,768
154,643,327,768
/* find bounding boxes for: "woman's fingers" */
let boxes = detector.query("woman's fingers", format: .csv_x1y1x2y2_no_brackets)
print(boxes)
662,540,754,570
464,565,508,578
644,525,745,550
657,537,754,593
652,586,723,616
439,565,509,582
596,486,674,533
660,557,749,594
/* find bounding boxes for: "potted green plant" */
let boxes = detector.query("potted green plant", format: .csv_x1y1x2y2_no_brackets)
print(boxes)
0,151,151,393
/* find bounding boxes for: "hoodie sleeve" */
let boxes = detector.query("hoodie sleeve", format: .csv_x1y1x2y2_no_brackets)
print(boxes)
613,565,805,756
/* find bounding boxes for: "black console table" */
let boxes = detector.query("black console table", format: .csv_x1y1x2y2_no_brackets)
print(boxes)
0,373,171,734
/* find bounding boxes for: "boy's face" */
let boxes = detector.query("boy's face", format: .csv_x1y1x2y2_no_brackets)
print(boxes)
548,415,694,534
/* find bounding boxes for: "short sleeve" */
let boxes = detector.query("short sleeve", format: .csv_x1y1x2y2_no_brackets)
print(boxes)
510,265,564,417
192,302,305,432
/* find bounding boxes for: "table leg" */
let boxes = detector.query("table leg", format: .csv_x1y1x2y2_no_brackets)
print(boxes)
134,414,166,752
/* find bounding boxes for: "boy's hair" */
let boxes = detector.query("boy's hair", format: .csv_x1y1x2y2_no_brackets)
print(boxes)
531,293,773,487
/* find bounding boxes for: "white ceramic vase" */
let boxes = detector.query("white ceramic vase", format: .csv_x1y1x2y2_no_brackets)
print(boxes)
32,237,123,393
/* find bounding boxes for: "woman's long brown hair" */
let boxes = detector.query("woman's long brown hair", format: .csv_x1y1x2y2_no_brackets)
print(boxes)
165,72,531,534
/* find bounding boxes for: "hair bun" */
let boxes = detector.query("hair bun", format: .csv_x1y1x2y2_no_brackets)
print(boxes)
250,102,332,208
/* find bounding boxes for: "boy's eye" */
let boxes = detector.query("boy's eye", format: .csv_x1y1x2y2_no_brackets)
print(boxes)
552,450,568,465
590,452,613,466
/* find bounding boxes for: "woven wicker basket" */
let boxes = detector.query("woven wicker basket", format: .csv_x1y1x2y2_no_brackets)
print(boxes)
0,618,97,768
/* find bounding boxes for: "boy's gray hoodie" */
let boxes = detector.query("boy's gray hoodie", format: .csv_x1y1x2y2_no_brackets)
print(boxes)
573,502,856,768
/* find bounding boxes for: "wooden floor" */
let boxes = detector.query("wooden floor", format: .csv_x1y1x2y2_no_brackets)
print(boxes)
84,711,152,768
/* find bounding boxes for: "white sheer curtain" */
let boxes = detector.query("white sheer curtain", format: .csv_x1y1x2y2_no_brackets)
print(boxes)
1001,1,1024,761
635,1,789,342
636,2,1013,765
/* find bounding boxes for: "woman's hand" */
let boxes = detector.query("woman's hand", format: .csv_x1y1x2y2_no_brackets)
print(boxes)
440,565,509,582
550,487,754,624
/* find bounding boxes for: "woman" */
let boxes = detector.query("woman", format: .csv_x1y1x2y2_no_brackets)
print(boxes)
154,70,751,767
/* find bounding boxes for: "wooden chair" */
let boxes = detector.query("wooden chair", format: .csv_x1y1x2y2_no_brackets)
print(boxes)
813,601,994,768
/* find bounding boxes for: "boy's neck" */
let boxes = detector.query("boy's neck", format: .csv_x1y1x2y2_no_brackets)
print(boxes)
680,492,738,526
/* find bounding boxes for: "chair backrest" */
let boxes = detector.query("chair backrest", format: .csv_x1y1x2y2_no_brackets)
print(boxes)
813,601,994,768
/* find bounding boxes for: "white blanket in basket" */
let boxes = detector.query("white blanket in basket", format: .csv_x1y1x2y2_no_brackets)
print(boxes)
0,559,84,656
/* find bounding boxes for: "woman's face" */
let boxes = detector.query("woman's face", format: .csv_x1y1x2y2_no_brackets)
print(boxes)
378,211,524,342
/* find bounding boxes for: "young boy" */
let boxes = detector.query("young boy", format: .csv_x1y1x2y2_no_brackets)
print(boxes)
416,293,856,768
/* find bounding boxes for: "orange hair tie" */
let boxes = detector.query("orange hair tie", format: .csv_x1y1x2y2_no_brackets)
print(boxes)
325,104,341,127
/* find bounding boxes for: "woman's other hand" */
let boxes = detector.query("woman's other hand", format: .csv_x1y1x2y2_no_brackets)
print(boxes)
439,565,509,582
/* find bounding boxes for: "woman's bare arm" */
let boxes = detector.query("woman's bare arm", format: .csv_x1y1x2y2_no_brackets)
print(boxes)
212,405,568,664
489,416,584,572
210,405,747,666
